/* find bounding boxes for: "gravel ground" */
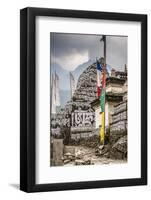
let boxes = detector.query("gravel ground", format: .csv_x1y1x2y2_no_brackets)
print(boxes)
64,145,127,166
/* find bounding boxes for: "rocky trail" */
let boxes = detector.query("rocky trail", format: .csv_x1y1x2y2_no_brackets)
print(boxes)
63,145,127,166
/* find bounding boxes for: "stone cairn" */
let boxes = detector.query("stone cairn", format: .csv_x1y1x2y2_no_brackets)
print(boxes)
51,62,99,145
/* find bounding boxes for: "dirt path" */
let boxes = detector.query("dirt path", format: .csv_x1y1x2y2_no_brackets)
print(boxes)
64,145,127,166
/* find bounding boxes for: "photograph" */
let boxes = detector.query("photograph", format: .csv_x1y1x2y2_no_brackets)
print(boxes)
50,33,128,167
20,7,147,192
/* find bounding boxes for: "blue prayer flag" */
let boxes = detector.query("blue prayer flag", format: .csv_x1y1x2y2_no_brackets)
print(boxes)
97,60,102,71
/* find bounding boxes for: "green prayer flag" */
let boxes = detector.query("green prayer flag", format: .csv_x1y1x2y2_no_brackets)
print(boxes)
100,89,105,112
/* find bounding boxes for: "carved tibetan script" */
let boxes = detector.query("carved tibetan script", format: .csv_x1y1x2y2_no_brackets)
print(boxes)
72,111,94,127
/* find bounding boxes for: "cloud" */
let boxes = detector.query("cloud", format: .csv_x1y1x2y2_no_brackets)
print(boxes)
52,49,89,70
106,37,127,70
50,33,127,71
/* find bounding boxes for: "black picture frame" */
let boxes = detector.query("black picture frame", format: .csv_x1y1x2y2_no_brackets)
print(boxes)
20,7,147,192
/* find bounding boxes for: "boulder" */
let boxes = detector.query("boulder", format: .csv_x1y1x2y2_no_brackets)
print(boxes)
75,159,92,165
110,135,127,159
95,145,110,157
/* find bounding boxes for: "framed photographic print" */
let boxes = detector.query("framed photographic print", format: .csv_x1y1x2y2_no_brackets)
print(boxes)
20,7,147,192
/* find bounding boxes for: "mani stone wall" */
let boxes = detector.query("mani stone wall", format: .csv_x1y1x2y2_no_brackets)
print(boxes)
73,63,97,103
53,63,98,139
110,100,127,144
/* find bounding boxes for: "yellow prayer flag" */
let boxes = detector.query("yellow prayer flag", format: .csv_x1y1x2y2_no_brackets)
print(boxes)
100,112,105,143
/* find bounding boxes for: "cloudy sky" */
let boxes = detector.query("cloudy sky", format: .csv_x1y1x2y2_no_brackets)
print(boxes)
50,33,127,71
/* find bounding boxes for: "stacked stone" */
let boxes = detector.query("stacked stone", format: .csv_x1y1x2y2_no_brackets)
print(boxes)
74,64,97,103
53,62,98,137
109,100,128,158
110,101,127,134
109,135,127,160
